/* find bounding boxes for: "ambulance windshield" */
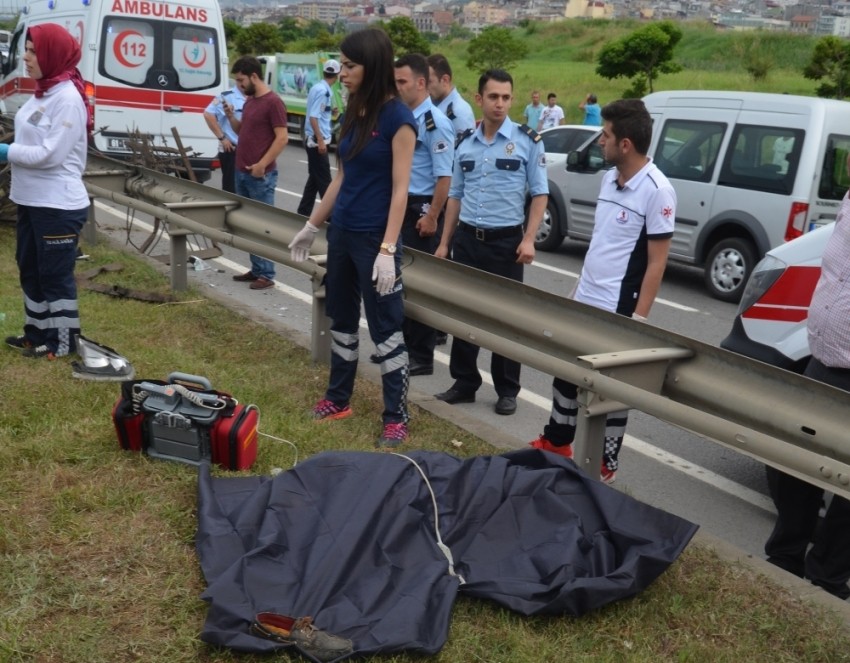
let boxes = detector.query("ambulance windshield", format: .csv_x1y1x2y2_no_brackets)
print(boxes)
101,17,219,91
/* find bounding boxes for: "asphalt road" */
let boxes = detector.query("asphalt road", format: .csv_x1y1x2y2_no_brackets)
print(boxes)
91,144,778,563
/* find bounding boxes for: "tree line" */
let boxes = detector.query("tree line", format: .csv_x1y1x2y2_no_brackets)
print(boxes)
230,16,850,100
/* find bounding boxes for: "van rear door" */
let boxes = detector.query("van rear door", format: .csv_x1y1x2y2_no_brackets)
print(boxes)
95,7,222,169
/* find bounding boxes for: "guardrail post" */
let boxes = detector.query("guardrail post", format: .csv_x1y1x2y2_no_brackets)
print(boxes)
573,391,607,479
169,229,189,292
310,262,331,363
82,198,97,246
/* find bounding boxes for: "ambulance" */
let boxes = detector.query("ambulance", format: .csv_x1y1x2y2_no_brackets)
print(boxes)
0,0,228,181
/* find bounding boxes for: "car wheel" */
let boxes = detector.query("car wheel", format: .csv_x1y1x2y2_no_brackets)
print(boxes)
704,237,757,303
534,197,564,251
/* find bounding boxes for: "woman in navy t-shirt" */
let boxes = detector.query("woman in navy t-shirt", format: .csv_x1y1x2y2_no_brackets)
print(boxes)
288,29,416,447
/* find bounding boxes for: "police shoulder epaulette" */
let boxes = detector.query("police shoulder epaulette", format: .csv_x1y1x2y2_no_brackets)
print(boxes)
518,124,542,143
424,110,436,131
455,127,474,148
446,102,456,120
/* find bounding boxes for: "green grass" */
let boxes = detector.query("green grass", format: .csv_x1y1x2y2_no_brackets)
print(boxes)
2,222,850,661
434,20,822,125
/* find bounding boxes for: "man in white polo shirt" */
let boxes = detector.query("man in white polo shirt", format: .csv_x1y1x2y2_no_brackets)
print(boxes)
529,98,676,483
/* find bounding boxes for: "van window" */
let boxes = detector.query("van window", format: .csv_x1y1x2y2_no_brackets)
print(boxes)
2,28,22,78
100,17,220,91
718,125,804,195
818,134,850,200
654,120,725,182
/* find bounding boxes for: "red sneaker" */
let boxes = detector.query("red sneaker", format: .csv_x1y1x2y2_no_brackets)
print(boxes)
600,466,617,484
528,435,574,460
312,399,353,421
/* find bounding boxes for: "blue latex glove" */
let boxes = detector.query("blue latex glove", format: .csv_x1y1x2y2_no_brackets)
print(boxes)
0,143,8,162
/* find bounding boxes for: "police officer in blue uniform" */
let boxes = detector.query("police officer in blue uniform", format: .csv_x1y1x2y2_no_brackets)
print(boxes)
203,84,245,193
427,53,476,143
393,53,455,375
297,59,340,217
434,69,548,415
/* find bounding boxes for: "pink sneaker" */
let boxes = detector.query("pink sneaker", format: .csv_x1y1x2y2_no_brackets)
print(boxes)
376,422,408,448
312,399,353,421
528,435,574,460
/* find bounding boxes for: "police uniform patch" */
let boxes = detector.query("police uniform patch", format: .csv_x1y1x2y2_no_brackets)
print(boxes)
518,123,542,142
505,142,515,156
433,140,449,153
538,154,547,167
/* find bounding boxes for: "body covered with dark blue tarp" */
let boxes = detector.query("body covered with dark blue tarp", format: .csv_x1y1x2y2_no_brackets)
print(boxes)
196,449,697,660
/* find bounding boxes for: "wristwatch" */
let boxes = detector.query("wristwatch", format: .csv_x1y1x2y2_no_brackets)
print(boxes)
380,242,397,254
217,135,226,141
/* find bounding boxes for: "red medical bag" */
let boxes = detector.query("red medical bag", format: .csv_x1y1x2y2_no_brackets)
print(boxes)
112,372,258,471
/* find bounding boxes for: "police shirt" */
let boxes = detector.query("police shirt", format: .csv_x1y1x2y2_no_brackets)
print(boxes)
333,97,416,232
449,117,548,229
305,79,333,142
575,159,676,314
204,85,245,144
409,98,454,197
435,87,475,139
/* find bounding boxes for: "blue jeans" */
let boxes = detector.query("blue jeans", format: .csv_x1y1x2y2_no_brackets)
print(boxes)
235,170,277,280
324,224,408,424
16,204,88,356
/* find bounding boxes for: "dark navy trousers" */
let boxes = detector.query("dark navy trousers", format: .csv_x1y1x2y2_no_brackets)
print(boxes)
400,196,440,366
765,356,850,599
447,229,522,398
324,224,409,424
16,204,88,356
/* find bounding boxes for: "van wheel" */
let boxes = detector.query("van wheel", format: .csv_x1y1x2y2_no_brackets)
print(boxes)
704,237,756,303
534,198,564,251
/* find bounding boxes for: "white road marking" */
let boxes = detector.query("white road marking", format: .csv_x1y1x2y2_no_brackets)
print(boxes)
93,201,768,513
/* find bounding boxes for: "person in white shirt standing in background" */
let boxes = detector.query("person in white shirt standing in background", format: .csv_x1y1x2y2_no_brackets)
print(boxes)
298,59,340,217
537,92,565,131
2,23,91,360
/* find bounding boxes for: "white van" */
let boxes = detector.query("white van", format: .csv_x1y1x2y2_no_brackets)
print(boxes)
552,91,850,302
0,0,228,181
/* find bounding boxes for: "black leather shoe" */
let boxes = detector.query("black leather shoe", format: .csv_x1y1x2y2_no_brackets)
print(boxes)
435,332,448,346
495,396,517,415
434,388,476,404
408,362,434,376
370,353,380,364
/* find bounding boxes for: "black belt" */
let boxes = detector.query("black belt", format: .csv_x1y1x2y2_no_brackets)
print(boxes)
458,221,523,241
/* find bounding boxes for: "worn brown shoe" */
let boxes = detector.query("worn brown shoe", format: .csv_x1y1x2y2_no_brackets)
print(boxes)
251,612,353,661
232,270,257,282
250,276,275,290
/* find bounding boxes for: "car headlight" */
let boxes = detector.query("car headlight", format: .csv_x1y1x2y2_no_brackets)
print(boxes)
736,254,787,315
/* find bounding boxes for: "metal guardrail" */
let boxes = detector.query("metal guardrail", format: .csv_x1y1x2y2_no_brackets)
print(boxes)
82,155,850,500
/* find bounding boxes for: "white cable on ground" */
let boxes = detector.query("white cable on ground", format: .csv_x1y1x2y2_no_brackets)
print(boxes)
391,452,466,585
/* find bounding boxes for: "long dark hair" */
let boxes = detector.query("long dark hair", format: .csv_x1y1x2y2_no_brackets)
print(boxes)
339,29,397,159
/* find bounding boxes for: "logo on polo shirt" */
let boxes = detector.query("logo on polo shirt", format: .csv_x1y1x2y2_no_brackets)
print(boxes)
616,209,629,224
663,206,674,218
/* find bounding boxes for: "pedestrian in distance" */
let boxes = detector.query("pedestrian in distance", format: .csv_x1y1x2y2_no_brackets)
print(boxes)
288,28,416,448
297,58,341,217
426,53,476,142
433,69,548,416
529,98,676,483
523,90,543,135
227,55,289,291
764,159,850,600
579,93,602,126
392,52,455,377
203,83,245,193
2,23,92,360
537,92,565,131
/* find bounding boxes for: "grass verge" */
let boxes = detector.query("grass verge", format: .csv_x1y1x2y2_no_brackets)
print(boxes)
1,223,849,662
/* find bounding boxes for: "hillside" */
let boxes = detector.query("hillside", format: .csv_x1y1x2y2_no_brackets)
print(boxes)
434,20,821,123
